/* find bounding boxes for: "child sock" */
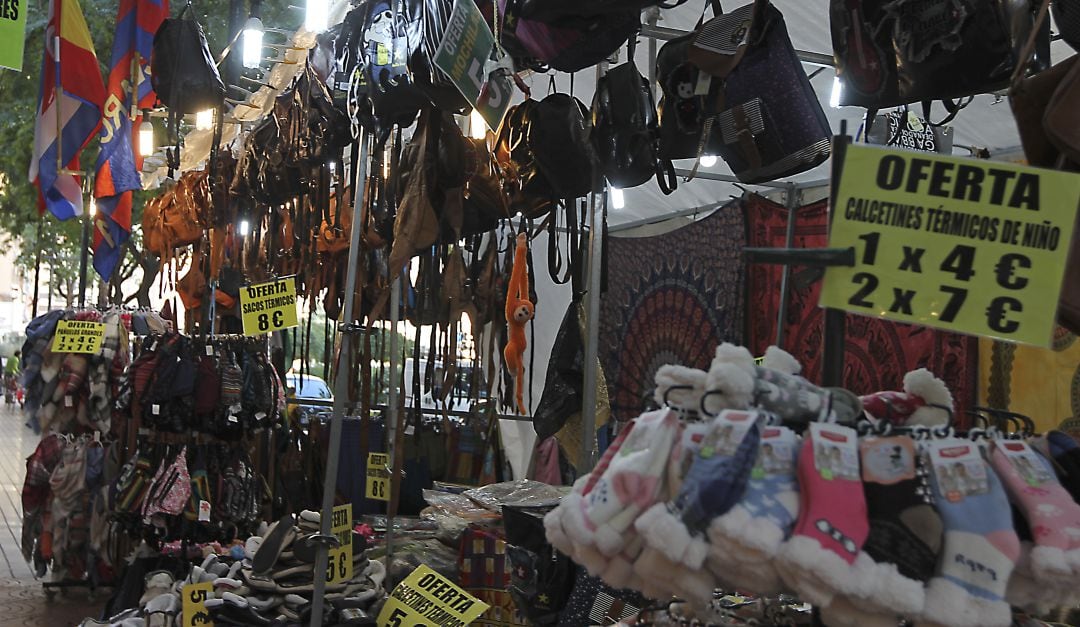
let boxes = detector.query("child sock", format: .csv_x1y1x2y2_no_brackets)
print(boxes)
1046,431,1080,504
706,424,800,594
636,410,760,568
854,435,941,617
990,441,1080,579
775,422,869,607
921,439,1019,627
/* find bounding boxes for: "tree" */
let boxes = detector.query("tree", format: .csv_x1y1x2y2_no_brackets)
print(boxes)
0,0,299,306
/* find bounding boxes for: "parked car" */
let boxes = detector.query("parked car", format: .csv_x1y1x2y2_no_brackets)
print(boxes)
285,373,333,424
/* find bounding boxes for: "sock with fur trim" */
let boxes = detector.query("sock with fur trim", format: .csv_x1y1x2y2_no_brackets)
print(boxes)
706,424,800,594
920,439,1019,627
583,409,681,557
854,435,940,617
775,422,868,606
990,441,1080,579
636,410,759,567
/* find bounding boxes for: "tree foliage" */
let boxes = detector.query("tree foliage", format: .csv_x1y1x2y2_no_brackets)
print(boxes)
0,0,299,303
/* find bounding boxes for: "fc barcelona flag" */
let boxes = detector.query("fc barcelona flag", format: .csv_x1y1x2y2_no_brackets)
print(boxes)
92,0,167,281
28,0,105,222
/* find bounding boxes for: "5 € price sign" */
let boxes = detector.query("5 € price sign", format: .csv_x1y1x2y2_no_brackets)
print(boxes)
51,320,106,354
366,453,390,502
182,581,214,626
433,0,513,133
239,277,299,336
326,503,353,584
821,144,1080,347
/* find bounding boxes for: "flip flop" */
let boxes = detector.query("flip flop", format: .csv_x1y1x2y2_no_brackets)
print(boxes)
253,516,297,575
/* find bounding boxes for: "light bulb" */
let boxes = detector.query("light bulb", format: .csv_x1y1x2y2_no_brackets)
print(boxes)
239,220,251,236
469,109,486,140
699,154,717,168
610,186,625,210
89,195,97,214
305,0,328,33
830,76,842,108
243,17,264,69
195,109,214,131
138,118,155,157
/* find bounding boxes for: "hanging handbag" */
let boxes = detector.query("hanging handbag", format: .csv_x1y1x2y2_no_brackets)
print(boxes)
656,0,831,183
497,0,640,73
150,3,225,115
592,58,677,193
1055,0,1080,50
831,0,1048,109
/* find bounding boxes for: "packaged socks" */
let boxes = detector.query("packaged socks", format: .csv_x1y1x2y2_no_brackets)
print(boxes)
775,422,869,607
921,439,1019,627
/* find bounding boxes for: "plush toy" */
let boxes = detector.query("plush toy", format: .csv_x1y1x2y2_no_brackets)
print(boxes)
859,368,954,426
703,343,863,424
503,233,534,414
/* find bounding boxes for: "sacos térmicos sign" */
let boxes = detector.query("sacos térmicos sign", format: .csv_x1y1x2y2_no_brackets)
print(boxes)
239,276,299,335
821,144,1080,347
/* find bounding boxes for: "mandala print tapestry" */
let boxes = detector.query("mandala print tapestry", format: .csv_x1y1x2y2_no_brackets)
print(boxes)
743,193,978,417
598,200,746,423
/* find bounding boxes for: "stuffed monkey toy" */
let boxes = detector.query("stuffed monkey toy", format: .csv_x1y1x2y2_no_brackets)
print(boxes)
504,233,534,413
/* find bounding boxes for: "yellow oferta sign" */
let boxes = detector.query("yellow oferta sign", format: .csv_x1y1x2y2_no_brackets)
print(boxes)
239,276,299,335
821,144,1080,347
325,503,352,584
378,565,489,627
51,320,106,354
366,452,390,501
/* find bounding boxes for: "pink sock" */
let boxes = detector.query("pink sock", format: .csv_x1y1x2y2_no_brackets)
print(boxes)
991,441,1080,579
776,423,869,605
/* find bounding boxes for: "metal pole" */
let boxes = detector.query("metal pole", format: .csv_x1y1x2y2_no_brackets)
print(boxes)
77,182,91,308
383,274,402,584
774,184,799,349
310,131,370,627
53,36,63,174
580,62,606,472
31,218,43,317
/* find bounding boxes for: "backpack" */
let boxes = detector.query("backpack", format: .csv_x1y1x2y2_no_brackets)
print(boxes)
150,5,225,114
517,0,688,20
591,60,677,192
497,0,640,73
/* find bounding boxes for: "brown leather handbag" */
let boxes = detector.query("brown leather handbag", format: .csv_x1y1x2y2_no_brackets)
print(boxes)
1045,60,1080,164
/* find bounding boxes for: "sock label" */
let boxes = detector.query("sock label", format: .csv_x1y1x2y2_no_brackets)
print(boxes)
809,422,859,481
706,410,757,457
929,440,989,502
860,436,917,485
753,426,797,479
998,441,1054,487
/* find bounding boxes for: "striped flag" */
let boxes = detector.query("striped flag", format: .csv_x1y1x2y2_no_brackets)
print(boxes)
28,0,106,222
92,0,168,280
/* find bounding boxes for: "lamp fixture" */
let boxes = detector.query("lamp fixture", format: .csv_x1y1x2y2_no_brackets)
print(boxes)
239,219,251,237
138,114,155,157
195,109,214,131
610,186,625,210
699,154,717,168
469,110,487,140
305,0,329,33
830,76,842,108
243,16,265,69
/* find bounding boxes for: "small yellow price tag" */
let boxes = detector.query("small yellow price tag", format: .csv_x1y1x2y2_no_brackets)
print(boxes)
239,277,299,336
182,581,214,627
366,452,390,502
326,503,352,584
51,320,106,354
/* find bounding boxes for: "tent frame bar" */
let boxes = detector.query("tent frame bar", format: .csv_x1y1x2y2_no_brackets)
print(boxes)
639,24,836,67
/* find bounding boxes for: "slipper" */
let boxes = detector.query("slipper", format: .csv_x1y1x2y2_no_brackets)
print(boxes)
240,569,278,593
362,559,386,589
334,607,377,626
245,536,263,561
253,515,297,575
139,570,176,607
272,564,315,582
284,594,309,607
144,592,180,627
248,595,283,612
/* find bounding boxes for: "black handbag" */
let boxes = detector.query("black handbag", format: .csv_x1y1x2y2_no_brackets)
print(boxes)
592,59,677,192
150,4,225,115
657,0,831,183
503,505,578,626
831,0,1049,109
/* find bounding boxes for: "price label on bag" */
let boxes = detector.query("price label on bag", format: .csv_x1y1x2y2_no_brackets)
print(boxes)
366,452,390,502
377,565,489,627
326,503,353,584
182,581,214,627
821,144,1080,347
51,320,106,354
239,276,299,336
